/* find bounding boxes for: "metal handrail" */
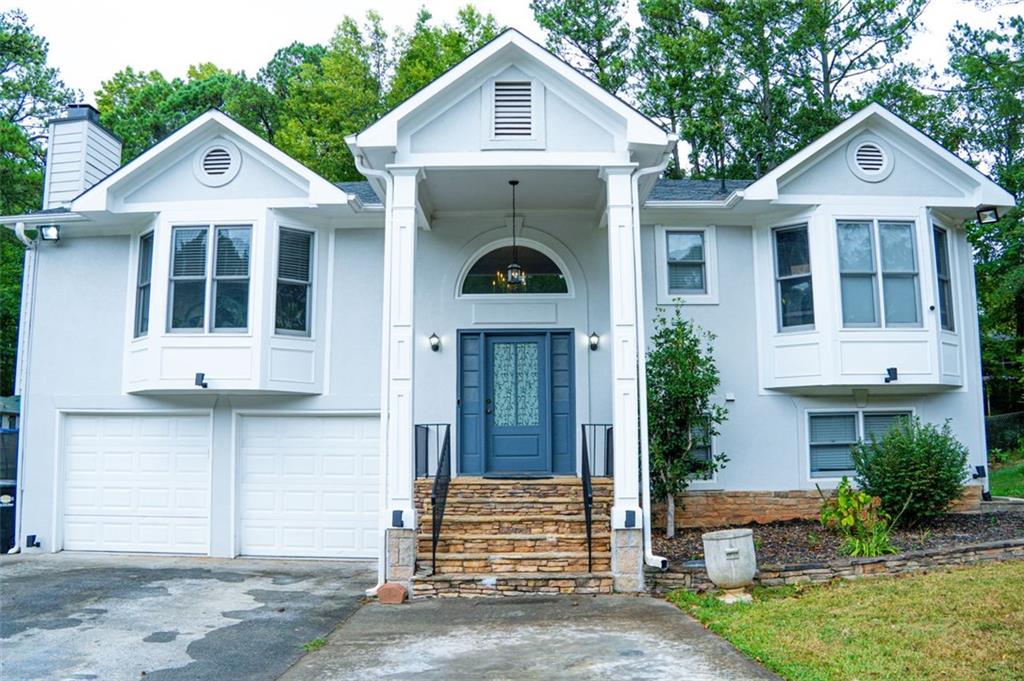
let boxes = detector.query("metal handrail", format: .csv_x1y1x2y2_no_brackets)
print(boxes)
580,424,595,572
429,424,452,576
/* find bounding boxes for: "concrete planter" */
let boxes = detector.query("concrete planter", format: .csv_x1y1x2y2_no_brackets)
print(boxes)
702,528,757,592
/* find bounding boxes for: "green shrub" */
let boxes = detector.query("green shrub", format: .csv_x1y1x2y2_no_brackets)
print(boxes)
852,417,969,525
819,477,898,557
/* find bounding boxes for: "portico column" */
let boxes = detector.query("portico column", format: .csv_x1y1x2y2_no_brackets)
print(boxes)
381,167,422,585
601,165,645,591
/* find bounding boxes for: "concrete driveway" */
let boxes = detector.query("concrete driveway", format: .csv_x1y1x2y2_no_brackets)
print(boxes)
0,552,375,681
281,595,779,681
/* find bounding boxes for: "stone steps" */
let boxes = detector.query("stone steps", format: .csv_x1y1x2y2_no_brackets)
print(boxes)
421,497,612,516
421,513,610,536
418,532,610,555
411,571,616,597
428,550,612,574
414,476,613,500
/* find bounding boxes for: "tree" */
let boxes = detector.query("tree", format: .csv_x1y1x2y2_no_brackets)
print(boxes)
0,9,75,395
646,307,728,537
531,0,631,93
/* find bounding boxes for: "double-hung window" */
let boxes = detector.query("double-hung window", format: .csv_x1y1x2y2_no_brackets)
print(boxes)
666,230,707,295
134,232,154,337
689,426,714,481
933,226,954,331
168,224,251,332
837,219,920,327
276,227,314,335
773,224,814,329
808,410,911,478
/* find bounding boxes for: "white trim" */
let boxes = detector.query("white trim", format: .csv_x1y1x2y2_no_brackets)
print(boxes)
653,224,719,305
455,236,575,300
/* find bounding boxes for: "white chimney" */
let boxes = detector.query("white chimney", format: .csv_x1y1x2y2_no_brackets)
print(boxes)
42,104,122,210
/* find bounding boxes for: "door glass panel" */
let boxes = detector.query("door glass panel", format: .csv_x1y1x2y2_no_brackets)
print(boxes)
493,343,516,427
516,343,540,427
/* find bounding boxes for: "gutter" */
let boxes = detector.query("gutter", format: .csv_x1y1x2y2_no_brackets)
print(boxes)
352,154,394,596
630,155,671,571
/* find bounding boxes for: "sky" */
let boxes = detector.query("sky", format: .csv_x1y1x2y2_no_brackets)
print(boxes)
6,0,1017,104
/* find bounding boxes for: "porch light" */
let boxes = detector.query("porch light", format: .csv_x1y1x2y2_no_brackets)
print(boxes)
194,372,208,389
505,180,526,286
884,367,898,383
589,332,600,351
976,206,999,225
38,224,61,241
429,333,441,352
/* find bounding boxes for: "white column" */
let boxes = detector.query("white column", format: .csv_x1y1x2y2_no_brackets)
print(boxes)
380,167,422,531
602,166,643,530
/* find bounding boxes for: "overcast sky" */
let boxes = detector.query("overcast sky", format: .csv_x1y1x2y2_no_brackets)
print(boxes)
6,0,1016,104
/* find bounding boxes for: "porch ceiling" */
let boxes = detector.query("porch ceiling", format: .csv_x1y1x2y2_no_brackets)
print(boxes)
421,168,604,214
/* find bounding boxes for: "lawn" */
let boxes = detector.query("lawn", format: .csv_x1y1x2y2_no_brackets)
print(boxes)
991,461,1024,498
669,561,1024,681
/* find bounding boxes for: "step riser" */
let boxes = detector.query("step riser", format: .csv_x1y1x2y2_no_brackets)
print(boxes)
423,518,606,535
412,575,615,598
419,537,611,554
414,479,613,498
421,501,612,516
431,557,611,574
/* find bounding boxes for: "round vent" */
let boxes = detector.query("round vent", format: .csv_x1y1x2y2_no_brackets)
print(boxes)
846,136,893,182
193,140,241,186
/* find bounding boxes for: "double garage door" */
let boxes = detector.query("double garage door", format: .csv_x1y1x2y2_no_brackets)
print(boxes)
62,413,379,558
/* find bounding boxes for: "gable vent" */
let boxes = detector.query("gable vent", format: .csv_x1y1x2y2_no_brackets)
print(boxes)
854,142,886,173
194,140,241,187
493,81,533,138
202,147,233,175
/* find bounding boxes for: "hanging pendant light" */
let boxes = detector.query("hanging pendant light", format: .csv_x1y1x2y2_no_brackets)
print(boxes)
506,180,526,287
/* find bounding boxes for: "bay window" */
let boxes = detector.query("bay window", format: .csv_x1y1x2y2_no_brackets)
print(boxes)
933,226,954,331
276,227,314,335
837,219,920,327
168,224,251,332
134,232,153,337
773,224,814,329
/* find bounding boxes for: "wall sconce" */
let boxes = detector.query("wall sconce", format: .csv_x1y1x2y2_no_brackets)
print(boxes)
429,333,441,352
194,372,208,388
976,206,999,225
38,224,61,241
884,367,898,383
972,465,987,480
588,332,600,351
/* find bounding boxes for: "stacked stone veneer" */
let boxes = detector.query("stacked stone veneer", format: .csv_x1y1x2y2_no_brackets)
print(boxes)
654,485,985,529
411,477,617,597
646,537,1024,595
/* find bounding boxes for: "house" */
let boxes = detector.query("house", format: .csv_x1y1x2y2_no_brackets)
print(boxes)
2,30,1013,595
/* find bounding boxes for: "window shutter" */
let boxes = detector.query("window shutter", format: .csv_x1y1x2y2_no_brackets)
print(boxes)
493,81,533,138
279,229,312,282
172,228,208,277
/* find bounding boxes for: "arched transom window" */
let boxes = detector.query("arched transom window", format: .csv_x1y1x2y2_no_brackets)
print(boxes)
461,245,569,294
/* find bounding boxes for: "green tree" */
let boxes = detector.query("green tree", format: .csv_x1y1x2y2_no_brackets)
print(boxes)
531,0,631,93
646,307,728,537
0,9,75,395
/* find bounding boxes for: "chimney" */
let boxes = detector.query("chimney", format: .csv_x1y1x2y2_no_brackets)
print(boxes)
42,104,122,210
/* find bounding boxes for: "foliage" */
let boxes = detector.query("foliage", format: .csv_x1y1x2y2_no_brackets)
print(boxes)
646,307,728,509
669,562,1024,681
818,477,898,557
990,460,1024,498
852,417,970,525
301,637,326,652
531,0,631,93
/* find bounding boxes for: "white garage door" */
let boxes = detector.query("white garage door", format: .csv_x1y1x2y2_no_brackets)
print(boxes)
237,415,379,558
63,414,211,553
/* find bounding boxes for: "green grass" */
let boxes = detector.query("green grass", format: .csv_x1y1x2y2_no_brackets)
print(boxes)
990,461,1024,498
668,562,1024,681
301,638,327,652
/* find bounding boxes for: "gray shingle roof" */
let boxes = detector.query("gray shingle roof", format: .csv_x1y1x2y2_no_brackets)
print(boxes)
647,178,753,201
336,181,382,205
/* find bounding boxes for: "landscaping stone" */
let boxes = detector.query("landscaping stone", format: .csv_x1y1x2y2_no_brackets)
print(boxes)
377,582,408,605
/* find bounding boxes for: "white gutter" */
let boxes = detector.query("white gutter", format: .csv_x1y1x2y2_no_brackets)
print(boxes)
630,155,671,571
352,155,394,596
8,223,36,553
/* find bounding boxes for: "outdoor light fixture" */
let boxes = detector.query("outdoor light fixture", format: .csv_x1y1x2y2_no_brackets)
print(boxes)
429,333,441,352
976,206,1000,225
589,332,600,351
38,224,61,241
973,465,987,480
194,372,208,389
884,367,898,383
505,180,526,286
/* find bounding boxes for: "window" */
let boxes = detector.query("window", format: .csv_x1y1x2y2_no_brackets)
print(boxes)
933,226,954,331
809,410,911,478
168,224,251,332
837,219,920,327
461,245,568,295
666,231,706,295
134,232,154,337
276,227,314,334
689,426,715,481
773,225,814,329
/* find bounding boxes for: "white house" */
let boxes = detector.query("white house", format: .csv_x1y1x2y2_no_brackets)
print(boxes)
3,30,1014,595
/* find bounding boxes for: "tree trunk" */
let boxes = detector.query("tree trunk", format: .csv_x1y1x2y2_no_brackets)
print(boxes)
666,494,676,538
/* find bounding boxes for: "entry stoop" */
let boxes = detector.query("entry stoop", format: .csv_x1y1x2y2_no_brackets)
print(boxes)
412,477,616,597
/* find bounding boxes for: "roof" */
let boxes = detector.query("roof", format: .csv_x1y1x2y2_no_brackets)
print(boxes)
0,396,19,414
648,178,753,202
336,181,382,206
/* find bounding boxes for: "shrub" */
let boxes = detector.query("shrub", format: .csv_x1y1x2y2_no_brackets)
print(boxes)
819,477,898,557
852,417,969,525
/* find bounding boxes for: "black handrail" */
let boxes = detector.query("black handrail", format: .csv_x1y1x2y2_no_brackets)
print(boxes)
580,424,594,572
429,425,452,576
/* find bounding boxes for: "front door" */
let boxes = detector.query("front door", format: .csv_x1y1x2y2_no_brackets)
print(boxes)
485,334,549,474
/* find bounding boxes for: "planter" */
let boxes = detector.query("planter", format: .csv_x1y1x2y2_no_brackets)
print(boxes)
702,528,757,593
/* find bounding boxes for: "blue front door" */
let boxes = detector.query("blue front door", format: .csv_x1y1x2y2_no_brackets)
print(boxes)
485,334,549,474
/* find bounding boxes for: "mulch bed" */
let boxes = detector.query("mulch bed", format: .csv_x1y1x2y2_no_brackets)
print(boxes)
654,511,1024,566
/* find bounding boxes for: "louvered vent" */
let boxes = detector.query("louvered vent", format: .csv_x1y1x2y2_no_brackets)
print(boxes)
854,142,886,174
202,147,233,175
493,81,533,138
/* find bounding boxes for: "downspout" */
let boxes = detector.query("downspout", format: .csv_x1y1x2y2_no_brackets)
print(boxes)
9,223,36,553
630,155,671,570
352,155,393,595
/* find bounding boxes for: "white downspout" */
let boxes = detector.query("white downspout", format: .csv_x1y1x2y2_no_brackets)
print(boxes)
630,155,671,570
352,155,394,595
9,222,36,553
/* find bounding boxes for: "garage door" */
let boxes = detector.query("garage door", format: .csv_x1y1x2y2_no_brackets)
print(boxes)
237,415,379,558
63,414,211,553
